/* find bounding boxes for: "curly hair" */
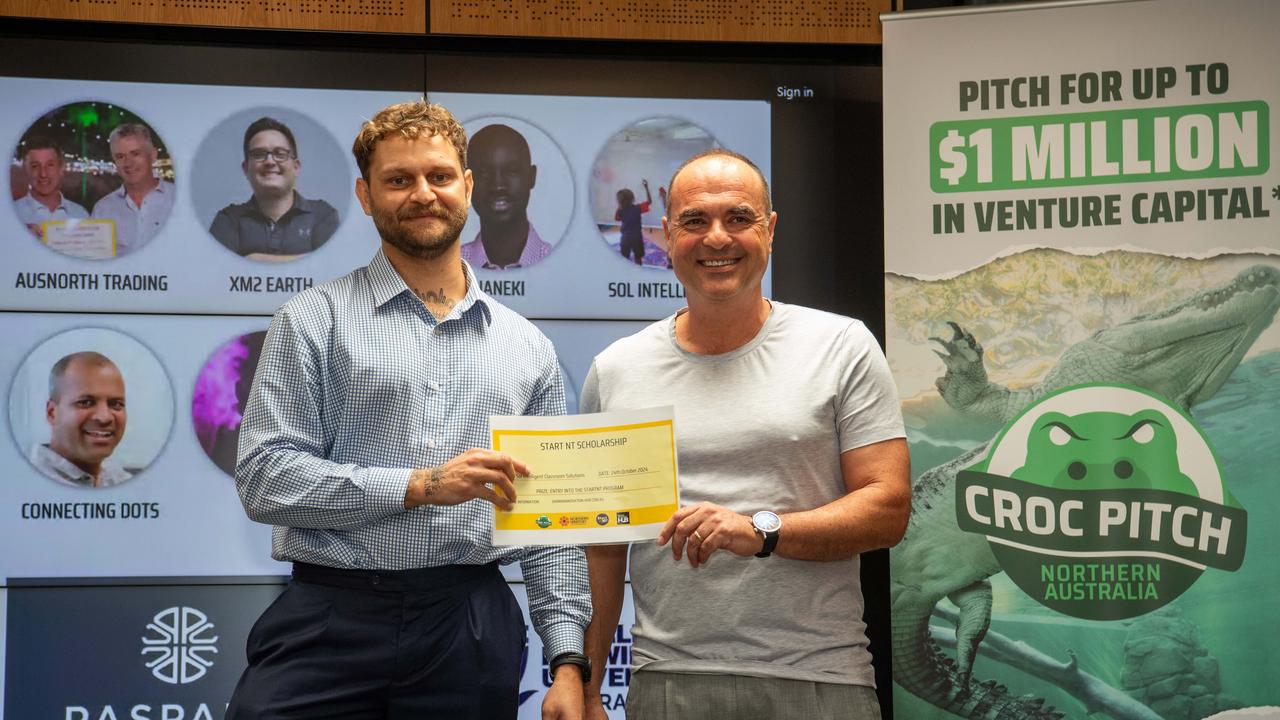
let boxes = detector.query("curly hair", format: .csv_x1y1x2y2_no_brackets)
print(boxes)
352,101,468,180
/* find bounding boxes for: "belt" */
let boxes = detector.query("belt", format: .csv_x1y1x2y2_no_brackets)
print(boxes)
291,561,500,592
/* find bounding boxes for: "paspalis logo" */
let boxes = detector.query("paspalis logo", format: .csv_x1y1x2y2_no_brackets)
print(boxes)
140,606,219,684
957,384,1247,620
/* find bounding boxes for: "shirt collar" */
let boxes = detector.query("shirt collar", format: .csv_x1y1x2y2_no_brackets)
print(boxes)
244,191,310,220
368,248,409,307
33,444,91,483
112,179,166,198
472,223,547,270
368,249,493,326
30,443,128,487
23,191,70,212
458,260,493,325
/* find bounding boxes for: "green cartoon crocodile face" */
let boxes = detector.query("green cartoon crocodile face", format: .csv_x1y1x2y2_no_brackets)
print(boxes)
1010,409,1199,496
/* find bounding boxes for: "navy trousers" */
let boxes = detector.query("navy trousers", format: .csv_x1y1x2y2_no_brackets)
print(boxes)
226,562,524,719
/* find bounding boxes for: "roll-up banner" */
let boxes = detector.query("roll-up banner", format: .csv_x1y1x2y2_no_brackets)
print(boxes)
883,1,1279,719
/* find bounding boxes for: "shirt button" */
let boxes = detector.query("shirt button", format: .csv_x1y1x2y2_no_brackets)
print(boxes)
427,439,437,449
428,381,439,392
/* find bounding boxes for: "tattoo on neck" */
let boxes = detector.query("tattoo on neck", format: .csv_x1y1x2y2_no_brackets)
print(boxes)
413,263,468,313
415,287,454,307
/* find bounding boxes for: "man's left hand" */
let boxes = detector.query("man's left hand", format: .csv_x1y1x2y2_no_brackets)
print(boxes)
543,665,585,720
657,502,760,568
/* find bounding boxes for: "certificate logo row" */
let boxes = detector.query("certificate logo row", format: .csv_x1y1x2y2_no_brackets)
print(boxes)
10,100,720,273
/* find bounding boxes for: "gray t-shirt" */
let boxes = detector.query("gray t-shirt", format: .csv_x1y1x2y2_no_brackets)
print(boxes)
580,301,906,686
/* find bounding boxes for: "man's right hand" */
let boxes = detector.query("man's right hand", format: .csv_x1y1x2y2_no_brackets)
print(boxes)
404,449,527,510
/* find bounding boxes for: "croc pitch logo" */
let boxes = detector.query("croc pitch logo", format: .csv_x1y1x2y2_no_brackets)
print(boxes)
140,606,219,684
956,384,1247,620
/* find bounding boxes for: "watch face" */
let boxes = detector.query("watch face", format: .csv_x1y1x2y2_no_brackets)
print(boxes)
753,510,781,532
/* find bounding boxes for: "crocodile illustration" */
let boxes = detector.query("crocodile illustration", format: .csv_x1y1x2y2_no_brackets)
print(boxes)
1010,409,1198,496
891,264,1280,719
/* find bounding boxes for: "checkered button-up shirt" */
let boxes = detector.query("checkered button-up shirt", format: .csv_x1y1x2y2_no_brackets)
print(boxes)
237,248,589,658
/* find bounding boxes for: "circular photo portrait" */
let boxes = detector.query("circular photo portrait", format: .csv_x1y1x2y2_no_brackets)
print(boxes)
191,330,266,478
8,328,174,489
10,101,176,260
459,116,574,271
590,118,717,270
191,107,351,263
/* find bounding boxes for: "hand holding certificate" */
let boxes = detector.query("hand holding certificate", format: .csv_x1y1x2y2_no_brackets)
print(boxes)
489,406,679,545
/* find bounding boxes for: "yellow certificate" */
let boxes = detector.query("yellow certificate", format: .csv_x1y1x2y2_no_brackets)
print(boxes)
43,219,116,259
490,406,679,545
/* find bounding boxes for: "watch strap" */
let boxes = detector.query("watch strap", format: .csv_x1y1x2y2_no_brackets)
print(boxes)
755,527,780,558
549,651,592,684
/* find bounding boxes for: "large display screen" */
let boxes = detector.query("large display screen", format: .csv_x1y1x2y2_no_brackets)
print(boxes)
0,27,876,720
0,35,861,584
3,81,769,318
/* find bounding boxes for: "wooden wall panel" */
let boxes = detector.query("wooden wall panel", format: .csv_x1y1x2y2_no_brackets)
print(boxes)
1,0,426,34
3,0,887,43
432,0,888,44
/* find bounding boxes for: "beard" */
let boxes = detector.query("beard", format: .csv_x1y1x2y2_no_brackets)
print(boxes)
372,199,469,260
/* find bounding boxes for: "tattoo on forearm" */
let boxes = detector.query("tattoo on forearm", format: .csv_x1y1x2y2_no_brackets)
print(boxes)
411,467,444,505
425,467,443,498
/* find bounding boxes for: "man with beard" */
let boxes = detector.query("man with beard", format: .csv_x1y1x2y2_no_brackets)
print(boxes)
459,123,552,269
209,117,340,260
30,352,132,489
91,123,175,255
229,101,590,720
13,136,89,240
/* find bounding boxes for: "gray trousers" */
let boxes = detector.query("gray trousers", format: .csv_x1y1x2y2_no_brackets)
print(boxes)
626,670,882,720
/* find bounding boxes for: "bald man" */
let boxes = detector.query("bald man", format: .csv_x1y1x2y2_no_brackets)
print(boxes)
459,124,553,269
580,149,910,719
30,351,133,488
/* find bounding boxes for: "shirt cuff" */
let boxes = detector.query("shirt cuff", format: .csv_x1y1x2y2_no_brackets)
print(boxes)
357,466,413,519
540,621,586,663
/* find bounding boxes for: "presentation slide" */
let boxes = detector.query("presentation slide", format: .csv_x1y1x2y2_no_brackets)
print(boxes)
3,78,396,315
4,77,770,320
436,92,772,317
0,312,647,583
